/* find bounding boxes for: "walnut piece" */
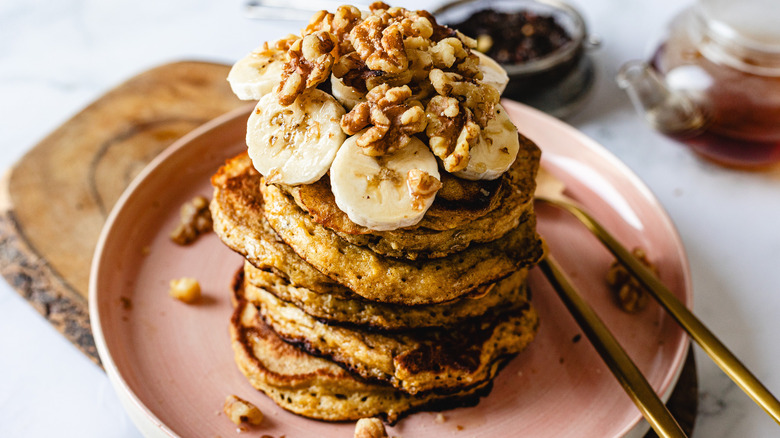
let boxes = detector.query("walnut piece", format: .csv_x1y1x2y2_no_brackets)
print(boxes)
429,68,498,127
425,94,480,172
277,31,337,106
304,6,363,55
223,395,264,426
350,14,408,74
407,169,442,210
341,83,426,155
605,248,658,313
169,277,201,304
170,195,212,245
256,34,299,56
423,68,500,172
354,417,388,438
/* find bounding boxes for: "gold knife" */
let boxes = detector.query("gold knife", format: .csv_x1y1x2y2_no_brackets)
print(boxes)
538,251,688,438
535,168,780,426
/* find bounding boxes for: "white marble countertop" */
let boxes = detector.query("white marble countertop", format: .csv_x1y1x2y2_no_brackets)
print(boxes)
1,0,779,436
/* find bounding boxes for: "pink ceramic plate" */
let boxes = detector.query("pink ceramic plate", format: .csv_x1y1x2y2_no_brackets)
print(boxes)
90,102,691,438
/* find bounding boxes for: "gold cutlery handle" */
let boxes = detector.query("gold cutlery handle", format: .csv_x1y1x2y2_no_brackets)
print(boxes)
538,254,687,438
543,197,780,425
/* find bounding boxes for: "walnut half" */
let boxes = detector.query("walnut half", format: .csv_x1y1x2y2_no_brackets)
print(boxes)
606,248,658,313
276,31,338,106
169,195,212,245
354,418,388,438
340,83,427,156
223,395,264,426
425,94,480,172
407,169,442,210
350,14,408,74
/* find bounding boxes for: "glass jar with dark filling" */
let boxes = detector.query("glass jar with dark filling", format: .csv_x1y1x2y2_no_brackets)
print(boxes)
434,0,597,118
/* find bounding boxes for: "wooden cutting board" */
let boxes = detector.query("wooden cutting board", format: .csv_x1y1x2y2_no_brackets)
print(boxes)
0,61,244,363
0,61,696,435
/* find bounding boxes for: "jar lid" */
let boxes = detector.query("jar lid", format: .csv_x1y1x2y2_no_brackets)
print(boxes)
699,0,780,51
694,0,780,75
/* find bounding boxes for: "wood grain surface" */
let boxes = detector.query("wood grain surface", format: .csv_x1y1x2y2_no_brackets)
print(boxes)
0,61,244,363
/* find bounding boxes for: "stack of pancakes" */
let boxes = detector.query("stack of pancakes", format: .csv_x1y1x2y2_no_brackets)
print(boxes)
211,133,544,423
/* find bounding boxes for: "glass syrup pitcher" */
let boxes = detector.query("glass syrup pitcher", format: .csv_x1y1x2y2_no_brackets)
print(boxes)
617,0,780,168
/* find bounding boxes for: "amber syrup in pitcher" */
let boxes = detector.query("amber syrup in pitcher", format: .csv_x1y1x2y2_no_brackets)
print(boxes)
649,4,780,169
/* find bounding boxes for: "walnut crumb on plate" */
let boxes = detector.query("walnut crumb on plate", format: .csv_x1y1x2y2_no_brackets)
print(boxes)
224,395,264,426
355,417,387,438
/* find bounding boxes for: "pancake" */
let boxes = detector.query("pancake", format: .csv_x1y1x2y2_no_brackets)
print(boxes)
210,163,511,304
260,182,543,305
243,261,530,330
211,153,543,305
211,154,352,299
278,134,540,259
231,296,493,424
251,277,539,395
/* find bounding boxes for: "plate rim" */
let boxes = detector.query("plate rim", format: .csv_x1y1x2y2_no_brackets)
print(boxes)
89,104,255,438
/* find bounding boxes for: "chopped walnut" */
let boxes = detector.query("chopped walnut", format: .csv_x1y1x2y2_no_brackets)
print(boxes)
350,15,408,74
430,37,469,69
425,94,480,172
169,277,201,303
429,68,498,127
606,248,659,313
277,31,337,106
256,34,300,56
369,1,390,12
170,195,213,245
354,418,388,438
330,4,479,98
223,395,264,426
303,6,363,55
407,169,442,210
349,5,459,79
341,84,426,156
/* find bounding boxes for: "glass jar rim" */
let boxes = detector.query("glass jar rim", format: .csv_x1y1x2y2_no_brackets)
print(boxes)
431,0,588,76
691,3,780,76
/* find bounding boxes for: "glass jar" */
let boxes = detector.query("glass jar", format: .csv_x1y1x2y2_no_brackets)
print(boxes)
433,0,599,119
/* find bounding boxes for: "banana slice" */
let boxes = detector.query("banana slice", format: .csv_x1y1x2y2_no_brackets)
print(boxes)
228,45,288,100
330,75,365,110
454,103,520,180
330,134,441,231
475,51,510,94
246,88,346,185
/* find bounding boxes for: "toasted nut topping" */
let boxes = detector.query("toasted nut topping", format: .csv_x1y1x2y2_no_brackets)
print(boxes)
244,3,519,183
354,417,388,438
169,277,201,304
429,68,497,127
341,84,427,155
170,195,213,245
606,248,658,313
350,15,408,74
407,169,442,210
223,395,264,426
277,31,337,106
304,6,363,55
425,95,480,172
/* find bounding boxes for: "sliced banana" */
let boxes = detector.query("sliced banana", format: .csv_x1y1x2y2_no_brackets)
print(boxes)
330,134,441,231
454,103,520,181
330,74,365,110
475,51,510,94
246,88,346,185
228,45,288,101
